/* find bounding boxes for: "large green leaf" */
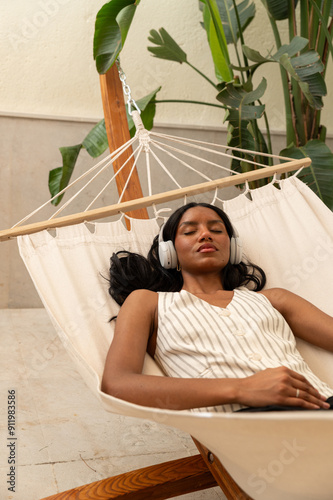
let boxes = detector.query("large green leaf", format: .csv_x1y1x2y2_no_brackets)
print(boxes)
219,79,268,171
49,145,82,206
200,0,234,82
217,78,266,119
280,140,333,209
228,123,254,169
273,36,309,59
147,29,187,63
226,116,256,148
261,0,299,21
243,35,309,64
279,51,326,109
215,0,255,45
243,37,326,109
201,4,225,81
226,117,270,173
93,0,140,74
82,119,109,158
49,89,160,205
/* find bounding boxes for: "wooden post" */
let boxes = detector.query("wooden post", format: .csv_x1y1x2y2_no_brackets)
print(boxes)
99,63,148,222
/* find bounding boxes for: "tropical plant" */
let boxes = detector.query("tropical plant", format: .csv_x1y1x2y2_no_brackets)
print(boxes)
49,0,333,209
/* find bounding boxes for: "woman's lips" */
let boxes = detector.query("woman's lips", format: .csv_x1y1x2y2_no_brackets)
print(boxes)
197,244,217,252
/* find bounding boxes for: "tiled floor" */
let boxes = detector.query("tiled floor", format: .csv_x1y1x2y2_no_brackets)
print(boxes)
0,308,226,500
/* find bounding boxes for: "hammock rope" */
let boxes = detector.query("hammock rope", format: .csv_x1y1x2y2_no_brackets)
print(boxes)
0,109,310,243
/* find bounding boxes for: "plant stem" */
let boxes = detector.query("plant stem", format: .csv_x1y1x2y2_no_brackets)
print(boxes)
185,61,218,89
310,108,320,139
321,17,333,79
250,119,262,164
153,99,227,109
232,41,245,84
288,0,297,41
309,0,321,49
266,13,297,146
300,0,309,44
308,0,333,63
292,80,305,145
259,103,273,162
231,0,249,83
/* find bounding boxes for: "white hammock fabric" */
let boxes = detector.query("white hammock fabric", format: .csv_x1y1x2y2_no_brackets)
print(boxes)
18,175,333,500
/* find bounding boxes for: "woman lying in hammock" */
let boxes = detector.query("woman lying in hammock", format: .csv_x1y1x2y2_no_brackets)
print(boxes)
102,202,333,412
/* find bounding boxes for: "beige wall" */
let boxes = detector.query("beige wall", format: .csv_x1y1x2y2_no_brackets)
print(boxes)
0,115,112,307
2,1,332,130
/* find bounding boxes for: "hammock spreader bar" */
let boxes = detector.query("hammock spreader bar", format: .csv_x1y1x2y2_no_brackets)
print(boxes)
0,158,310,242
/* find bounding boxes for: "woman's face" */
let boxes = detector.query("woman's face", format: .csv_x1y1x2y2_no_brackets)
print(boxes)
174,206,231,274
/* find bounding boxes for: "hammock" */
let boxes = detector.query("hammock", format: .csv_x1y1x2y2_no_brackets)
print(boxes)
16,174,333,500
2,64,333,500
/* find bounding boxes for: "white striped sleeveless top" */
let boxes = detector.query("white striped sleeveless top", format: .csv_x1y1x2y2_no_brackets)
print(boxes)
154,288,333,413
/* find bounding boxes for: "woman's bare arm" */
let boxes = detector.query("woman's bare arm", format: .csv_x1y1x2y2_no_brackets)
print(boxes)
261,288,333,352
102,289,329,411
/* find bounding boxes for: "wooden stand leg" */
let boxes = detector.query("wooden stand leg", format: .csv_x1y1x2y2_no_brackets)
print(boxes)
40,454,217,500
99,64,148,222
192,438,253,500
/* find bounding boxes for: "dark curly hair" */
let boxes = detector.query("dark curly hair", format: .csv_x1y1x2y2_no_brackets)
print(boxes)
108,202,266,306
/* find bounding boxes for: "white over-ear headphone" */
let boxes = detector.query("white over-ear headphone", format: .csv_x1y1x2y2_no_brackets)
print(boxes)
158,224,178,269
158,223,242,269
229,226,242,265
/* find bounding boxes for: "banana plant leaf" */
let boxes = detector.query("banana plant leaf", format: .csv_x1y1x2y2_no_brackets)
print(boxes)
217,77,266,119
261,0,299,21
48,88,160,206
242,35,309,68
93,0,140,74
218,78,268,171
227,119,255,162
226,118,270,173
49,145,83,206
243,36,326,109
200,0,234,82
279,51,326,109
214,0,255,45
280,139,333,210
147,29,187,63
82,119,109,158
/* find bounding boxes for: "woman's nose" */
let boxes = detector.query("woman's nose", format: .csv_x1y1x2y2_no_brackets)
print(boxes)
198,227,212,241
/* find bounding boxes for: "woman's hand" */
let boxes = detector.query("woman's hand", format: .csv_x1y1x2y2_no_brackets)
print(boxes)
236,366,330,410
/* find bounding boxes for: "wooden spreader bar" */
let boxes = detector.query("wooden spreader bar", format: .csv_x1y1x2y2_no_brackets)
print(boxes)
0,158,310,242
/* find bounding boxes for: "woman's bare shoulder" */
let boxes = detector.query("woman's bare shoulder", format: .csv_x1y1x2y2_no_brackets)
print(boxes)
259,287,293,312
120,289,158,314
126,289,158,301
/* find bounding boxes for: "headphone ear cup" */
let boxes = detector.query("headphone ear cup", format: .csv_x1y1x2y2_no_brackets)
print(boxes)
158,223,178,269
158,239,178,269
230,234,242,265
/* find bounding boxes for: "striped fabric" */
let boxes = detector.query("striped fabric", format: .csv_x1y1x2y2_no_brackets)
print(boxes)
155,288,333,413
